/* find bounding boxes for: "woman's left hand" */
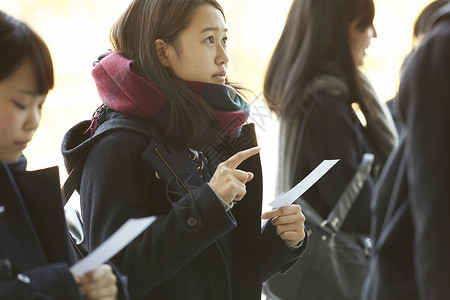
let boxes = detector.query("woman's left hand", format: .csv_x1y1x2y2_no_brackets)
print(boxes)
262,204,306,247
76,264,118,300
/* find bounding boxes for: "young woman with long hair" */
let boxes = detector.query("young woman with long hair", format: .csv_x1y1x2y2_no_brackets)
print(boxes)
62,1,306,299
263,0,397,298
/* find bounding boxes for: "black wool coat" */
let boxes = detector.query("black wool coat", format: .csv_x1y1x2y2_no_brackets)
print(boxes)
0,162,82,299
62,111,305,300
0,161,130,299
361,5,450,300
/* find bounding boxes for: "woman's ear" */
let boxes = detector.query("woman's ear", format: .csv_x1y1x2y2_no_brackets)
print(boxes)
155,39,171,67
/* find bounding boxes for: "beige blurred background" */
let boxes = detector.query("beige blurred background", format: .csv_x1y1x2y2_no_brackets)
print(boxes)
0,0,436,206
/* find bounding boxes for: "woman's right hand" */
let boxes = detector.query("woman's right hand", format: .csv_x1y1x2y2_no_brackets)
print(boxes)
209,146,261,204
73,264,118,300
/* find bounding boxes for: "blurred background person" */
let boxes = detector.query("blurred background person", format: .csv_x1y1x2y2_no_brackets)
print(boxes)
263,0,397,298
361,3,450,299
0,10,128,300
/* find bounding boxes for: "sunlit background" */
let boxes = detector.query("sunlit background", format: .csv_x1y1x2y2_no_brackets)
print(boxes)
0,0,435,210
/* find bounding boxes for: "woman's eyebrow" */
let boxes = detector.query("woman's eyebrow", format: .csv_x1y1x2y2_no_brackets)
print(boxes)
200,27,228,33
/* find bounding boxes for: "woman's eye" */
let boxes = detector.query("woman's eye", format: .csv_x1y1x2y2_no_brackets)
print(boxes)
222,37,228,46
13,101,26,110
206,36,214,44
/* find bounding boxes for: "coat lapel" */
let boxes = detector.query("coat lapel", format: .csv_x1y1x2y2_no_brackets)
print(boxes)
13,167,73,265
0,164,47,269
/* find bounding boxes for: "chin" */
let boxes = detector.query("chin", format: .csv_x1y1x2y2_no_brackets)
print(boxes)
1,153,22,164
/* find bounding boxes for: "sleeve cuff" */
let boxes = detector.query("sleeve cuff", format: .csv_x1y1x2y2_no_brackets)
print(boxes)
284,239,304,252
207,183,234,211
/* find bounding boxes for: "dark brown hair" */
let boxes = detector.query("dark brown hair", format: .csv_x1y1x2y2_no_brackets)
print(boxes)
264,0,375,117
413,0,450,39
110,0,226,146
0,10,54,94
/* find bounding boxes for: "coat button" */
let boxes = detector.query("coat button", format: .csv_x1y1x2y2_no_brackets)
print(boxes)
17,273,31,284
187,217,198,227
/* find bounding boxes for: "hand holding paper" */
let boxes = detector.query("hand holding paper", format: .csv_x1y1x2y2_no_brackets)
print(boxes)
268,159,339,208
71,216,156,276
262,204,306,246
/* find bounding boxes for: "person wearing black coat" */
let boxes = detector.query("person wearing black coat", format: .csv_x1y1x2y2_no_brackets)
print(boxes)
361,4,450,300
0,160,128,300
262,0,397,298
0,10,129,299
62,111,306,300
61,1,307,299
0,160,82,299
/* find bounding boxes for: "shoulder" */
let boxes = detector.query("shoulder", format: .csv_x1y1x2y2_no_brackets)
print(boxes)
62,111,155,172
310,95,353,123
88,114,156,165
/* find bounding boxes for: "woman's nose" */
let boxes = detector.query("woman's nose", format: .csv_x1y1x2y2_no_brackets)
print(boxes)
371,24,378,38
215,44,229,66
24,106,41,132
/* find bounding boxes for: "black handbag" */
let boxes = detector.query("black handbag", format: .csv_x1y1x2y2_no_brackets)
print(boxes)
263,153,374,300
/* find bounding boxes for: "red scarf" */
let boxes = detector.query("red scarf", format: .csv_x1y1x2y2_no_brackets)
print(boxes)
89,51,249,148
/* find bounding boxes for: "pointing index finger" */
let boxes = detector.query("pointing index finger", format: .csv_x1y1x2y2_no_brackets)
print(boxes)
224,146,261,169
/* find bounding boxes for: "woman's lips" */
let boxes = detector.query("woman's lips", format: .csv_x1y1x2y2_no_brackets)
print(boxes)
212,71,226,83
15,141,30,151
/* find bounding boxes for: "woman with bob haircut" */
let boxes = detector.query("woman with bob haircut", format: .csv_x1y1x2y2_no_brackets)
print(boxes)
0,10,129,300
263,0,397,298
61,0,307,299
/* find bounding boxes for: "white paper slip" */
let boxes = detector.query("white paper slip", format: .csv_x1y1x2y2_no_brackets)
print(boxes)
71,216,157,276
269,159,339,208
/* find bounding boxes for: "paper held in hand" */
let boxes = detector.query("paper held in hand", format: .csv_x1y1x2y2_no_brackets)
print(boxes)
269,159,340,209
70,216,156,276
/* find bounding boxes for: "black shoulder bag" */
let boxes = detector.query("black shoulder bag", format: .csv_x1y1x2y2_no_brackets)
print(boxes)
263,102,374,300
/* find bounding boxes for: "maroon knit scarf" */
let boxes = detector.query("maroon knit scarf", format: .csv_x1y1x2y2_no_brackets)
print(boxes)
89,51,249,149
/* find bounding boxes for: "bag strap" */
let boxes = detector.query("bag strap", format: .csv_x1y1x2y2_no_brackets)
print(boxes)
292,100,374,235
320,153,374,235
61,158,85,205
